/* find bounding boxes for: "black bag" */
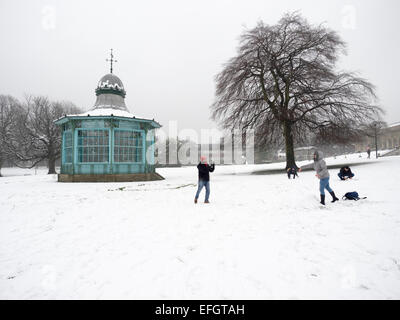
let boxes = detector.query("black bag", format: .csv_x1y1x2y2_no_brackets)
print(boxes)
342,191,367,201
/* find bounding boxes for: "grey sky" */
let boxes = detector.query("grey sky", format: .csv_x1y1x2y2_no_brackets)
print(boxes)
1,0,399,134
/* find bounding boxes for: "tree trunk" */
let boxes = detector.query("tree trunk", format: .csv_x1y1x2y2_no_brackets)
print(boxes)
0,160,2,177
283,120,297,169
48,156,56,174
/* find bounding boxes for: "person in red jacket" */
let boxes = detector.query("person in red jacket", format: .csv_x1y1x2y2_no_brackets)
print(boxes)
194,156,215,204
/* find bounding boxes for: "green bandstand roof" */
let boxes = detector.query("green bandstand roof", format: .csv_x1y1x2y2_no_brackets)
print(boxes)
54,72,161,129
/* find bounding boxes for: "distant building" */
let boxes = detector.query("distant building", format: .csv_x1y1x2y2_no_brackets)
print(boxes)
355,122,400,152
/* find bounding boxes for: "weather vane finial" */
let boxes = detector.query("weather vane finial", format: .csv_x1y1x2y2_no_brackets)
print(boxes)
106,48,117,73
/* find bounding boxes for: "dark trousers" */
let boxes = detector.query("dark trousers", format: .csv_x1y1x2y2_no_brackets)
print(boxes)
288,172,298,179
338,172,355,180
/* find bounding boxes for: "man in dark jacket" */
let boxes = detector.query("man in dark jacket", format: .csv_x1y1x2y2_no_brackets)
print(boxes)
194,156,215,204
338,166,355,180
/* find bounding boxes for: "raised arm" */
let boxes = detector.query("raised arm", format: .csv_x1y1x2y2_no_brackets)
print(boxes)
299,162,314,171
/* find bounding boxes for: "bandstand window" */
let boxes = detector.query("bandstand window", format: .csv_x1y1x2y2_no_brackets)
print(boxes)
63,131,73,163
77,129,109,163
114,130,143,163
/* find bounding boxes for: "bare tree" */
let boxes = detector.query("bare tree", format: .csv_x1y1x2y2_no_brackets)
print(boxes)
211,12,382,169
13,96,81,174
361,120,387,139
311,121,364,146
361,120,387,157
0,95,24,176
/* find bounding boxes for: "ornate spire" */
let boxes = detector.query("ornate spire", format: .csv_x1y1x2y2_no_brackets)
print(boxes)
106,48,117,74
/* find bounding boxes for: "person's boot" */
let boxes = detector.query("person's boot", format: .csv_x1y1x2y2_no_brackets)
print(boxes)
330,191,339,203
194,198,198,204
204,200,210,204
320,194,325,206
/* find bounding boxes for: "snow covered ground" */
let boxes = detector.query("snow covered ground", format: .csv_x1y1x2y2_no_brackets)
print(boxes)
1,153,400,299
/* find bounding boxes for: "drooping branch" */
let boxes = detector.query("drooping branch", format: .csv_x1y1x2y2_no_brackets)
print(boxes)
211,12,382,168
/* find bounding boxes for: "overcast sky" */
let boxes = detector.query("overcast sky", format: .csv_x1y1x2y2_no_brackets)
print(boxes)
1,0,399,134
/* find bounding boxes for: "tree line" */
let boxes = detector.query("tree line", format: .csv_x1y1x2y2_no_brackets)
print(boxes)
0,95,81,176
1,13,386,175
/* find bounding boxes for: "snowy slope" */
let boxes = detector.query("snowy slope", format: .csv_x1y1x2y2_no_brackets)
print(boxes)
0,156,399,299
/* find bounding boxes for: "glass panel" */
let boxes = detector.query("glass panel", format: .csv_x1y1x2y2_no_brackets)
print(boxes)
64,131,73,163
114,130,143,163
77,129,109,163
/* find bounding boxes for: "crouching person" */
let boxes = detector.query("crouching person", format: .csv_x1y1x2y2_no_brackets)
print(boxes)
338,166,355,180
287,167,299,179
298,150,339,206
194,156,215,204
